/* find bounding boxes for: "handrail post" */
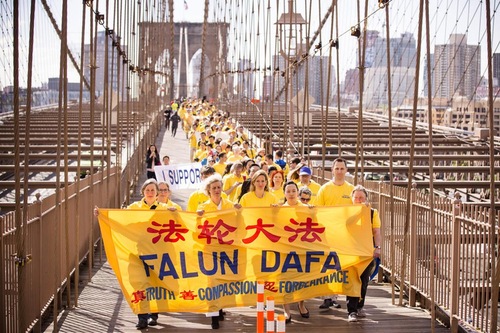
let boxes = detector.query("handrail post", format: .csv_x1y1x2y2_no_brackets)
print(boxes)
450,193,462,333
409,182,417,306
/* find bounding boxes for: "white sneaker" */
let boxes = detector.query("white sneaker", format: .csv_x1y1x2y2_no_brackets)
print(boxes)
357,308,366,317
348,312,358,322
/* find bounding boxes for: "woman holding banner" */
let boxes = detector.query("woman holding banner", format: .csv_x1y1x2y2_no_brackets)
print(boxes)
157,182,182,211
95,178,168,330
239,170,279,207
196,174,241,329
281,181,312,323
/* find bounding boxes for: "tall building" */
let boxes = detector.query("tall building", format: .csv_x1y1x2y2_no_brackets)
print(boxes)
362,32,417,109
83,31,124,98
493,53,500,87
432,34,480,100
237,59,255,98
297,55,336,106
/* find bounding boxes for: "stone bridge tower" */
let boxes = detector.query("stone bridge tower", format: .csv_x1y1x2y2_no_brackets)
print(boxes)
138,22,229,101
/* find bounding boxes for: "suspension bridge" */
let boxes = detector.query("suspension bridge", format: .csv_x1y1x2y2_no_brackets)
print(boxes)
1,1,499,332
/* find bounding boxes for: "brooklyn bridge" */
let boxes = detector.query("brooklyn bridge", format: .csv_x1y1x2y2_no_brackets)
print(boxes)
1,1,499,332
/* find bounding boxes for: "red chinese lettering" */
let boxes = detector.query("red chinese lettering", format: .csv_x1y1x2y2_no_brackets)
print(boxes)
131,290,146,303
243,218,280,244
147,220,189,244
198,219,237,245
284,217,325,243
179,290,198,300
264,281,278,292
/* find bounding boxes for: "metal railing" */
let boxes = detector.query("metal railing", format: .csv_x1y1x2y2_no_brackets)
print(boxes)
0,109,164,333
363,180,499,333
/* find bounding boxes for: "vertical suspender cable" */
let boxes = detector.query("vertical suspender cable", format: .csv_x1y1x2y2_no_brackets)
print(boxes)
74,0,87,307
301,0,312,159
104,0,111,214
12,1,23,331
61,0,72,310
484,1,499,331
125,0,132,206
383,1,396,306
114,0,122,208
334,0,342,157
400,0,425,307
423,1,436,331
53,0,67,326
168,0,175,102
354,0,369,186
89,0,98,282
24,2,37,328
199,0,209,98
319,0,328,168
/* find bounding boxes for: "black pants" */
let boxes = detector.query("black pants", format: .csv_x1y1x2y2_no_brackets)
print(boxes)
346,259,375,314
171,125,178,137
138,312,158,322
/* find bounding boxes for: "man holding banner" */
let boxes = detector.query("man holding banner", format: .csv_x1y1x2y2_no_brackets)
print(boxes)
316,157,355,311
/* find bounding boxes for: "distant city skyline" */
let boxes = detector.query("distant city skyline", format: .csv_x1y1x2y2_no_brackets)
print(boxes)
1,1,499,101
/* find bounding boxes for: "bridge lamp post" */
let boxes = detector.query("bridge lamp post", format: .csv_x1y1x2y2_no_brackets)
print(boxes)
276,0,306,154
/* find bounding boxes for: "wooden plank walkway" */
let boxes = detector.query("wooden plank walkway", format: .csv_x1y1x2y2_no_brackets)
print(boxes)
42,125,450,332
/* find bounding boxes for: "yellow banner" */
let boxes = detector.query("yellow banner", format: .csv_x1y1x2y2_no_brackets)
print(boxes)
98,205,374,314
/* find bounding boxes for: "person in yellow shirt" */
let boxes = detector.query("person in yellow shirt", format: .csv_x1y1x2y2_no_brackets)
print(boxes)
227,144,244,163
95,178,166,329
194,142,209,162
196,174,241,329
188,127,198,162
242,140,256,159
213,152,227,176
281,181,311,323
265,154,282,171
269,170,285,204
157,182,182,210
296,166,321,205
239,170,278,207
346,184,381,322
186,166,228,212
316,157,355,310
222,162,245,202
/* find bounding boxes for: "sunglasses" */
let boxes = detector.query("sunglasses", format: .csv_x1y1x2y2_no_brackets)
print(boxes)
300,197,311,202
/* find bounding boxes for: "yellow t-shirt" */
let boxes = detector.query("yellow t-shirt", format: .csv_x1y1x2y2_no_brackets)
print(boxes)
187,190,228,212
213,162,226,176
297,180,321,205
223,174,245,202
239,191,279,207
189,131,197,149
164,199,182,211
270,187,285,204
197,197,235,212
127,200,168,210
282,201,306,207
316,181,355,206
371,208,381,229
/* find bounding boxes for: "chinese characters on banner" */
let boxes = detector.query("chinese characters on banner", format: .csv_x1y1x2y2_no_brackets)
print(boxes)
98,205,374,314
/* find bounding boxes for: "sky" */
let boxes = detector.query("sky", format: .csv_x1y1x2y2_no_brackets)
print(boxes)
1,0,499,97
